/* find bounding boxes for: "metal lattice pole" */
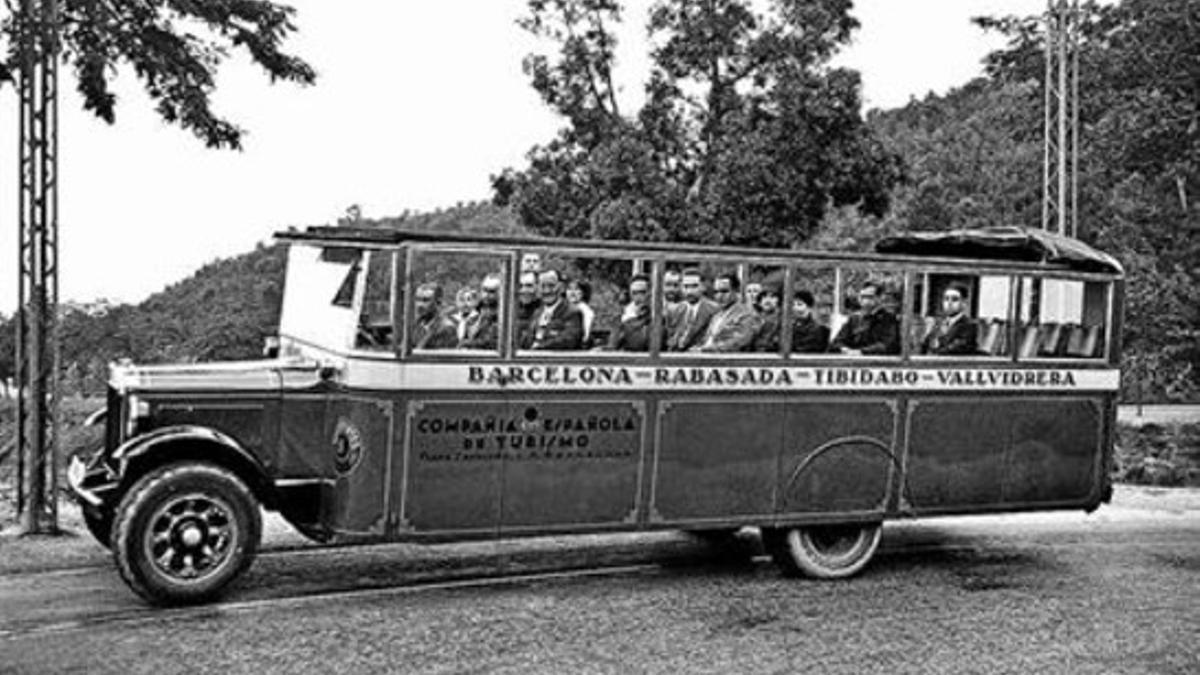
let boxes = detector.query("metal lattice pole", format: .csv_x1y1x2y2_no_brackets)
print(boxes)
15,0,61,534
1042,0,1080,239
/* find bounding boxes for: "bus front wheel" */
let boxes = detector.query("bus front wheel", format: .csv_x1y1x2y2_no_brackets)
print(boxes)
112,462,261,605
763,523,882,579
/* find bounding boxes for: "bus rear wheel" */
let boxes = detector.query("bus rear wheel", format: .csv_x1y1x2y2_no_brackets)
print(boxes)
763,523,882,579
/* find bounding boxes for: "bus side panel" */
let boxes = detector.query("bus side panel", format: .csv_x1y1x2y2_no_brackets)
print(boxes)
325,396,392,536
651,399,782,522
776,398,897,517
904,399,1006,509
1001,398,1102,505
499,399,643,531
401,399,503,534
905,397,1102,513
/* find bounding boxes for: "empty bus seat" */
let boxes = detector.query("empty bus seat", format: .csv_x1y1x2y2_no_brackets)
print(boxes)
1018,324,1040,358
1065,324,1102,358
977,319,1007,356
1037,322,1067,356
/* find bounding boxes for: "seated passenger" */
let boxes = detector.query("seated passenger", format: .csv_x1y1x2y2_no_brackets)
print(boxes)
452,287,480,342
921,283,978,356
460,274,501,350
516,271,542,348
691,273,761,353
744,281,763,312
527,269,584,350
609,275,652,352
830,280,900,355
751,285,782,352
791,290,830,353
412,282,459,350
566,278,596,346
668,269,717,351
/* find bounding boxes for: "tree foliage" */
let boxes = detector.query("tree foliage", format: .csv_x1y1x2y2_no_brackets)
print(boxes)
0,1,315,149
494,0,903,248
874,0,1199,400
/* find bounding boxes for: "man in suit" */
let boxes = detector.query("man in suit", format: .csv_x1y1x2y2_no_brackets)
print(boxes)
411,282,459,350
668,268,717,351
791,289,830,353
692,273,761,353
921,283,978,355
515,271,542,348
660,270,684,327
830,280,900,355
610,275,653,352
527,269,584,350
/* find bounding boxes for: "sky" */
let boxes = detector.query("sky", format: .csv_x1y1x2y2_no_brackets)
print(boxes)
0,0,1053,314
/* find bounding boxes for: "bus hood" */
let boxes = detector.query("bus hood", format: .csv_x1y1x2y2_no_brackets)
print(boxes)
109,357,325,394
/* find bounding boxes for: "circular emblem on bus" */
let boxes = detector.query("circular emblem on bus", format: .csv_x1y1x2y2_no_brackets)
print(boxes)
332,418,364,475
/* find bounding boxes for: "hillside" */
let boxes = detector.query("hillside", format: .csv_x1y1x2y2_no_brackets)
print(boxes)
0,201,522,396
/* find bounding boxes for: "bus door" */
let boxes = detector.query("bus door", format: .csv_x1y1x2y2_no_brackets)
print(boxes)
324,393,394,536
323,249,398,537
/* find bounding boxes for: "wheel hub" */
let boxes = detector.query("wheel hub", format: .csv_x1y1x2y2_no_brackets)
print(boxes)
144,494,237,583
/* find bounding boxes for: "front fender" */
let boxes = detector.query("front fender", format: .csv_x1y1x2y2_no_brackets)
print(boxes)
112,425,273,505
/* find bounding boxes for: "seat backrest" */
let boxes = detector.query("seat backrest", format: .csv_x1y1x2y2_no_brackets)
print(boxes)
993,320,1010,356
1018,324,1040,358
1064,324,1088,357
1037,322,1065,356
1079,324,1101,358
977,320,1002,355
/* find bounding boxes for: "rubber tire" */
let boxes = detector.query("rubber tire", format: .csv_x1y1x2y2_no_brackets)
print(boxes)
112,462,261,606
82,509,114,549
763,523,882,579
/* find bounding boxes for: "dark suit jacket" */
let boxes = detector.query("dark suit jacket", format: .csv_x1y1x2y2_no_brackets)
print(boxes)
921,314,978,355
527,300,584,350
791,316,830,353
609,306,653,352
830,308,900,355
412,314,458,350
751,310,781,353
669,298,718,351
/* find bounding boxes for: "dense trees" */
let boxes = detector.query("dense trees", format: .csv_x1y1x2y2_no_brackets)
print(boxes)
0,0,315,148
493,0,903,247
871,0,1199,399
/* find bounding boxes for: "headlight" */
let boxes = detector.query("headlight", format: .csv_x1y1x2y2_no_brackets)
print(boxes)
126,395,150,437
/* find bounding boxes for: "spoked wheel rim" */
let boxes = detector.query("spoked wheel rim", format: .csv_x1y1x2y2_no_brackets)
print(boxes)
142,491,239,584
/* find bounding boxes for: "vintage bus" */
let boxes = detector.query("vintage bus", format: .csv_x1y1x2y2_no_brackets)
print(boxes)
68,225,1124,604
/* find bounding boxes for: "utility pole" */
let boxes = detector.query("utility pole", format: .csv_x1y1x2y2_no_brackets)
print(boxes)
1042,0,1080,239
15,0,62,534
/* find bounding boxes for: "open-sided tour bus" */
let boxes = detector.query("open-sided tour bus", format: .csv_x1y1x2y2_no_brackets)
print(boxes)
68,225,1123,604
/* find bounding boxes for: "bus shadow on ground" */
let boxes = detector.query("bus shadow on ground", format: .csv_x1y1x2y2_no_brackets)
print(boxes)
874,525,1067,592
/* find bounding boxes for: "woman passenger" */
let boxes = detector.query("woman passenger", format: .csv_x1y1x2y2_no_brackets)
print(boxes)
792,290,830,353
751,285,782,352
566,278,595,346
